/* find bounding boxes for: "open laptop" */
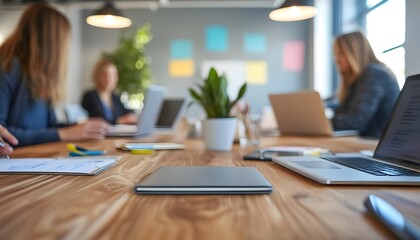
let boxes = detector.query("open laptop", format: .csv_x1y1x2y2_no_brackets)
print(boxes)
272,74,420,185
269,91,358,137
154,98,187,133
107,85,166,137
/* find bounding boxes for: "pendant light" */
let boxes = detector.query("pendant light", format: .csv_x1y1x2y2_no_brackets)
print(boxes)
269,0,317,22
86,1,132,29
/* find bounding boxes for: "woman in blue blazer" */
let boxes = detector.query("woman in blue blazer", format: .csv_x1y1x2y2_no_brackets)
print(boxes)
82,57,137,124
0,2,110,147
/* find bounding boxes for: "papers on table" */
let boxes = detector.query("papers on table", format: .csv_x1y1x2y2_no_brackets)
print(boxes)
0,156,120,175
261,146,329,156
243,146,330,161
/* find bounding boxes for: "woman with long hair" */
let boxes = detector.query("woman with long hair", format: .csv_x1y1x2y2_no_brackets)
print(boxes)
0,2,110,147
332,31,400,138
82,57,137,124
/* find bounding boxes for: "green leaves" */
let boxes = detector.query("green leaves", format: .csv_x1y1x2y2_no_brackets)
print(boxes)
189,67,247,118
103,23,153,96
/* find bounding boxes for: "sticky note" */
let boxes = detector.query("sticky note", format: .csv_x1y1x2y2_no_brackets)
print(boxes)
170,40,193,59
169,59,194,77
205,26,228,52
246,61,267,84
283,41,305,72
244,33,266,54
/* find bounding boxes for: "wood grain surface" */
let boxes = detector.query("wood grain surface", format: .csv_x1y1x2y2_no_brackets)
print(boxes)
0,133,418,240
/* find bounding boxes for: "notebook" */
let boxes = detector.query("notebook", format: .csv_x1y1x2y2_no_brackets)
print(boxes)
154,98,187,133
134,166,273,194
107,85,166,137
0,156,118,175
272,74,420,185
269,91,358,137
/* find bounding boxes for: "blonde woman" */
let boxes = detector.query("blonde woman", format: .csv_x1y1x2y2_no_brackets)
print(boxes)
0,2,110,147
81,57,137,124
332,31,400,138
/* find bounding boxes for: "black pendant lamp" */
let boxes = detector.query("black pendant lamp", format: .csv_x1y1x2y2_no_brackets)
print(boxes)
86,1,132,28
269,0,317,22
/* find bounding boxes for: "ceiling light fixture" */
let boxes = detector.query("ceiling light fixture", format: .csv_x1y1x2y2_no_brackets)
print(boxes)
269,0,317,22
86,1,132,29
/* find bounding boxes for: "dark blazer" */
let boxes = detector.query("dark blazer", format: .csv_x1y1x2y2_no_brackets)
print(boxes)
0,59,60,147
81,90,133,124
332,64,400,138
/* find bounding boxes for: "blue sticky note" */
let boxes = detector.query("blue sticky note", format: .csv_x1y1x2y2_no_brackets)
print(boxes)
170,40,193,59
205,26,228,52
244,33,266,54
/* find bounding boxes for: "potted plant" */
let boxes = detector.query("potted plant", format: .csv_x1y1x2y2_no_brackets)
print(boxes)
104,23,153,109
189,67,247,150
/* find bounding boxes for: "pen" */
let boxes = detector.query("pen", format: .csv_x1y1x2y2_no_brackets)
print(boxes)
0,137,10,159
66,143,107,156
365,194,420,240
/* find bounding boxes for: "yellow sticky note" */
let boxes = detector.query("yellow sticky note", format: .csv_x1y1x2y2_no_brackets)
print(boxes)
169,59,194,77
246,61,267,84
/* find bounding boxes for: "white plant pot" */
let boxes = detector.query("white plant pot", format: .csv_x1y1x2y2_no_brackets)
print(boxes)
201,118,237,151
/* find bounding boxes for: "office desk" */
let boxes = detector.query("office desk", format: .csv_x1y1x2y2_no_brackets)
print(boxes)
0,135,419,239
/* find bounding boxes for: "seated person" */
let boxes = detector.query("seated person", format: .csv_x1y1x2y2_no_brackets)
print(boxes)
331,31,400,138
0,2,110,147
82,57,137,125
0,125,18,157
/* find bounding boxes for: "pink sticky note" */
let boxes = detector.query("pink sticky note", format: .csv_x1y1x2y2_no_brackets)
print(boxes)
283,41,305,72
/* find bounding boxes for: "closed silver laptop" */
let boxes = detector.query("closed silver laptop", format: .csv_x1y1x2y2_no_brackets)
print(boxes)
134,166,273,194
272,74,420,185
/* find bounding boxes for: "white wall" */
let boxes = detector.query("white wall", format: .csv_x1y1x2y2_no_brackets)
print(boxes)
61,6,83,104
79,8,311,115
405,0,420,77
313,0,333,98
0,9,21,45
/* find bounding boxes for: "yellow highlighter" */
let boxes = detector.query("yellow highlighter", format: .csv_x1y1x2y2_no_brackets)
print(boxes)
130,149,154,154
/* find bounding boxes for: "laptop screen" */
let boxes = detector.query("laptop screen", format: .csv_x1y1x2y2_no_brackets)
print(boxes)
374,74,420,164
155,99,185,128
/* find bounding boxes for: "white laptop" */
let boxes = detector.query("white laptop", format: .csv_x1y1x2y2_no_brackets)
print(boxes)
107,85,166,137
272,74,420,185
154,98,187,133
269,91,358,137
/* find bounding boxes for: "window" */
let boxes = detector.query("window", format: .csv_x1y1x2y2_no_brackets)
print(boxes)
365,0,406,88
334,0,406,89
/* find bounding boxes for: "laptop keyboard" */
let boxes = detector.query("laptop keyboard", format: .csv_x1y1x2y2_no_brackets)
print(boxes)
322,157,420,176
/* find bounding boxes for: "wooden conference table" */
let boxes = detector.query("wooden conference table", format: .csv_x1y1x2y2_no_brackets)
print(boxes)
0,130,419,239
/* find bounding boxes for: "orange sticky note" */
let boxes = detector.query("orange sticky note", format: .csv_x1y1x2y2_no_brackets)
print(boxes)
169,59,194,77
